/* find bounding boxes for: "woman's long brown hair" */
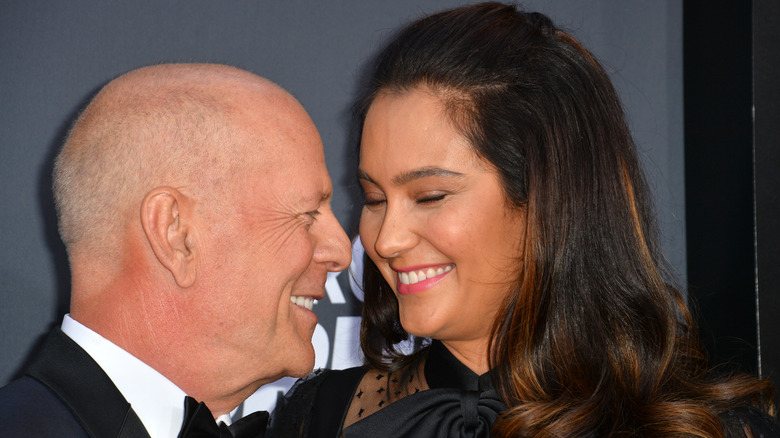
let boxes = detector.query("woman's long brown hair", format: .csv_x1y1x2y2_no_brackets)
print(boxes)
356,3,775,436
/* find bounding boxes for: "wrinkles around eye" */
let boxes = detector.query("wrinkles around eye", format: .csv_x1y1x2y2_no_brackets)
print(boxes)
299,210,321,230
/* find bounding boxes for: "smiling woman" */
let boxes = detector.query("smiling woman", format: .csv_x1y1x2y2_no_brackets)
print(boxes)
270,2,778,437
358,88,525,375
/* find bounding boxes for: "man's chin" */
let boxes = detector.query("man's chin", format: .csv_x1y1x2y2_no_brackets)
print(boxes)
287,363,315,379
286,343,316,378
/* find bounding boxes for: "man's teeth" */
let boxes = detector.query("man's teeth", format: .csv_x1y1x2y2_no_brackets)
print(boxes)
291,296,315,310
398,265,453,285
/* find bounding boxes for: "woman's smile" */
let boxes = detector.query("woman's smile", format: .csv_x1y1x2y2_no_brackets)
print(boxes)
395,264,455,295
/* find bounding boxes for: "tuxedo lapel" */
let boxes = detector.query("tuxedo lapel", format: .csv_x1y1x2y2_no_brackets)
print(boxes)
26,328,150,438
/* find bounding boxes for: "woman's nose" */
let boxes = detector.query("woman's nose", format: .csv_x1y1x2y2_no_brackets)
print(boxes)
372,205,418,260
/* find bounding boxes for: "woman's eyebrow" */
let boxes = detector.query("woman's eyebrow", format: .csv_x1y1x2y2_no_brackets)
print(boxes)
357,167,464,185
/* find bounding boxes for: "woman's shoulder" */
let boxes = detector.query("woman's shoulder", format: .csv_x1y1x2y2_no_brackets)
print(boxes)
721,406,780,437
270,367,368,438
283,366,368,404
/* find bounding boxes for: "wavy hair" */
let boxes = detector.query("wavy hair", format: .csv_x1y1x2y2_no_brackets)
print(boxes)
356,3,774,436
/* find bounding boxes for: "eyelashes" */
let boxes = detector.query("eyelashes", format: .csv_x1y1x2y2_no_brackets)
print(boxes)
300,209,321,229
363,198,385,207
417,194,446,204
362,193,448,208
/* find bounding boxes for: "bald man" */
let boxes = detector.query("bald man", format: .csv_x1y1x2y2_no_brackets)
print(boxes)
0,64,351,437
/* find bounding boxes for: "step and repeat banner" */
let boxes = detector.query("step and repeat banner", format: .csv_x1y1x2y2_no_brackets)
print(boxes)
0,1,685,413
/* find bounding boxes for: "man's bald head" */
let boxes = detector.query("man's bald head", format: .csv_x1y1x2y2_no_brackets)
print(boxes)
53,64,288,257
50,63,351,415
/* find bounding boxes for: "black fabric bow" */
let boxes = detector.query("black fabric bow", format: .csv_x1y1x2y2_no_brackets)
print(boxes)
178,396,268,438
343,387,508,438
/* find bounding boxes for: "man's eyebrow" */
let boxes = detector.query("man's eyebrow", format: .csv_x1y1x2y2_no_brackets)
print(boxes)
357,167,465,185
302,191,331,208
317,191,331,204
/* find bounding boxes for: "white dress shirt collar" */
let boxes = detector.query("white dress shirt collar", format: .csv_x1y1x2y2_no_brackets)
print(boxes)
61,314,188,438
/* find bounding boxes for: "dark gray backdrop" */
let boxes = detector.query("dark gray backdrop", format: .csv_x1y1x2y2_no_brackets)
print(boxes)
0,1,684,410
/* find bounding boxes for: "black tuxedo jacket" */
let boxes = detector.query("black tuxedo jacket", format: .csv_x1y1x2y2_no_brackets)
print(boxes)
0,328,151,437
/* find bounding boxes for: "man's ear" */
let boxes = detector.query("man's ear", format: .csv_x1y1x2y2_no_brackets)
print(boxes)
140,187,197,288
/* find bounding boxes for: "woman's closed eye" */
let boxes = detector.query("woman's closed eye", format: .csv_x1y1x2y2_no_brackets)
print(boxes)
417,193,447,204
363,197,386,208
363,194,447,207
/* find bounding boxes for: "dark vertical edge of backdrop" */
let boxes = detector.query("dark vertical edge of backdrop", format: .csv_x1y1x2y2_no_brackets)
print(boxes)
683,2,757,373
753,0,780,389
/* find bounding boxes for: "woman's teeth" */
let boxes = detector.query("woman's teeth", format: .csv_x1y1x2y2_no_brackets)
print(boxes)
398,265,453,285
291,296,315,310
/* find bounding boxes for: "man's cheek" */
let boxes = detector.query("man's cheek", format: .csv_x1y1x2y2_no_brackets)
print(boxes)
253,219,308,259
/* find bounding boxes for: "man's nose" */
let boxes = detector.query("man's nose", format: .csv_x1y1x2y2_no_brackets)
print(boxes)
313,210,351,272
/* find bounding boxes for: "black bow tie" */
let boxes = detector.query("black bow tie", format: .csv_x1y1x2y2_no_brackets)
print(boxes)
343,386,507,438
178,396,268,438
